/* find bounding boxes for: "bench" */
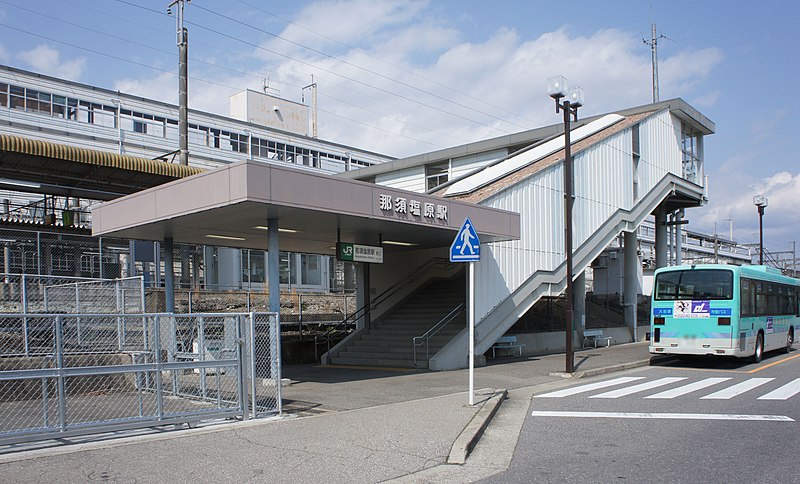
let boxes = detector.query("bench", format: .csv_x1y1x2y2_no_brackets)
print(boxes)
582,329,612,349
490,335,525,358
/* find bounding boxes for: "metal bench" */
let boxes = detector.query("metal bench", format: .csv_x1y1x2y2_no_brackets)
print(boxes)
490,335,525,357
582,329,612,348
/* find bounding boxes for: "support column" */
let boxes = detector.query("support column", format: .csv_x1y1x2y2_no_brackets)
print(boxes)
267,219,280,314
164,237,175,313
624,231,639,340
675,209,684,265
655,207,667,268
355,263,370,331
573,270,586,337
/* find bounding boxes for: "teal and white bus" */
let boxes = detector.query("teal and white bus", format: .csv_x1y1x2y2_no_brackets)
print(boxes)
650,264,799,362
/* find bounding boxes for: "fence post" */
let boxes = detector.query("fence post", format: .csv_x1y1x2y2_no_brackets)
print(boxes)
55,315,67,432
153,315,164,421
274,312,282,415
75,284,82,346
22,274,29,356
139,275,145,313
249,311,257,418
198,316,206,400
237,314,248,420
188,290,192,314
116,283,123,350
171,316,178,396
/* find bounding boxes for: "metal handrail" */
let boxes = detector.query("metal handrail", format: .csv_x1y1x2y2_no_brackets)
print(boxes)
323,257,454,354
412,303,465,370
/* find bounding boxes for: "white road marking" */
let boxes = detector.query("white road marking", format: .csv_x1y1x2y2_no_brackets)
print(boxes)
530,411,794,422
589,377,687,399
701,378,775,400
758,378,800,400
644,377,731,399
533,377,645,398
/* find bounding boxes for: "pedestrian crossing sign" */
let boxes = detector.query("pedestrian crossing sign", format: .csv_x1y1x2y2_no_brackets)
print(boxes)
450,217,480,262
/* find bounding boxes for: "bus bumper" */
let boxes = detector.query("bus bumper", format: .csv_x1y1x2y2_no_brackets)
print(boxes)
649,345,739,356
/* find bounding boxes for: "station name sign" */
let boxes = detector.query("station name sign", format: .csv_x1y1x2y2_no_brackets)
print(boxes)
378,194,448,222
337,242,384,264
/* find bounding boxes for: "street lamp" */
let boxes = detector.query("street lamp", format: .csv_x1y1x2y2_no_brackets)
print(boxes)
547,75,584,374
753,195,768,265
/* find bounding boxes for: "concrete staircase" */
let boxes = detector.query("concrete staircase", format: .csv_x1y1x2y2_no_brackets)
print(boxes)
329,276,465,369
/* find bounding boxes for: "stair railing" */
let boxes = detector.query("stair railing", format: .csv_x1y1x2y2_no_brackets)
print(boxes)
412,302,465,370
322,257,455,357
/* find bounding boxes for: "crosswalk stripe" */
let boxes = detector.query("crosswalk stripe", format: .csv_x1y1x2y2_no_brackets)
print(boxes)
758,378,800,400
644,377,732,399
700,378,775,400
534,377,645,398
589,377,687,399
530,411,794,422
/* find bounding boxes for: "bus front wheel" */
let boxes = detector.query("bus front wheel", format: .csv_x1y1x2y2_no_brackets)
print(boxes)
785,330,794,354
752,333,764,363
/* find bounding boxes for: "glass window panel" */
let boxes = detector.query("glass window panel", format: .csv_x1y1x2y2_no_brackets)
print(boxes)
301,254,322,286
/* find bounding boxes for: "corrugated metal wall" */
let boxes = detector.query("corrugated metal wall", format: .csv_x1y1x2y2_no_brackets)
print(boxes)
450,147,508,180
637,110,682,194
375,166,426,193
474,109,687,320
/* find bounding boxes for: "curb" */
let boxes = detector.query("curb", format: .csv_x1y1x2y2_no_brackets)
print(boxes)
549,354,677,379
447,389,508,465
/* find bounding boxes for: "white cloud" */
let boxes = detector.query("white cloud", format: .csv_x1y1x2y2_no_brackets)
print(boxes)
16,45,86,81
264,0,431,54
697,168,800,249
103,3,723,160
660,47,723,100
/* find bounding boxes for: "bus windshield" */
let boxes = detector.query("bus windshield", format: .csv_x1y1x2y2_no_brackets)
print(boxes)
654,269,734,301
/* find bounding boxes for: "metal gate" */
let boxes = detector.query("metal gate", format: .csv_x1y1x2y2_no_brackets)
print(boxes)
0,312,280,445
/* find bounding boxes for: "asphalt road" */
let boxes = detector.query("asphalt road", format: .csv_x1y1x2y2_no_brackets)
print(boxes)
484,348,800,483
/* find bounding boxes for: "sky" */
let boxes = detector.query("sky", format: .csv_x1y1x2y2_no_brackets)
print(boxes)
0,0,798,257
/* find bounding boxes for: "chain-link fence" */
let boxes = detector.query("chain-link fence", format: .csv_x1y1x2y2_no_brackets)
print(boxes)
0,274,144,315
145,288,354,333
0,312,280,445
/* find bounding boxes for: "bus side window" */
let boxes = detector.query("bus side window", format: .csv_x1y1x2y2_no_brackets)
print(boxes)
740,279,751,316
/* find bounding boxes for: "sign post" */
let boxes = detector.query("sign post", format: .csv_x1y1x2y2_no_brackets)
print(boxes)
450,217,480,406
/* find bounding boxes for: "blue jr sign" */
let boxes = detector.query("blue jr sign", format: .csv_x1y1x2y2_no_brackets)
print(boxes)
450,217,480,262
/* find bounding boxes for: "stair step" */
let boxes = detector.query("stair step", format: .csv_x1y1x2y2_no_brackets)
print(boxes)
338,351,415,360
329,357,419,369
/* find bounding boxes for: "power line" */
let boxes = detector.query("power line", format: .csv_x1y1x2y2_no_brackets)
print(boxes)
235,0,540,128
0,22,448,151
182,13,512,136
44,0,471,145
194,2,530,133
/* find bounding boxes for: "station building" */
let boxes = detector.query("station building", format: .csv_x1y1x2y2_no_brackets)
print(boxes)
1,63,743,370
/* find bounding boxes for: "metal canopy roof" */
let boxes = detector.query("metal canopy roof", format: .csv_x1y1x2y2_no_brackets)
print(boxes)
0,134,204,200
92,160,520,256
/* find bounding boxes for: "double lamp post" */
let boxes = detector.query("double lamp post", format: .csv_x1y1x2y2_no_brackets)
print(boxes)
547,75,584,374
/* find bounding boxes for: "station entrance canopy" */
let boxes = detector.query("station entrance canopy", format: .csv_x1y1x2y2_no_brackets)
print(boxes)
91,160,520,255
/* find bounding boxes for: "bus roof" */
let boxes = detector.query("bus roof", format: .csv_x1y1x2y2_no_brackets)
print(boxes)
653,264,799,285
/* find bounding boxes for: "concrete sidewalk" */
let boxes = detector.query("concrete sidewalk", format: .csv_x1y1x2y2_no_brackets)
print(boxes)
0,342,661,483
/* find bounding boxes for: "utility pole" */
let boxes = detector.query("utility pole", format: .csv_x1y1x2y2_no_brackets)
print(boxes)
643,23,667,103
168,0,189,166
